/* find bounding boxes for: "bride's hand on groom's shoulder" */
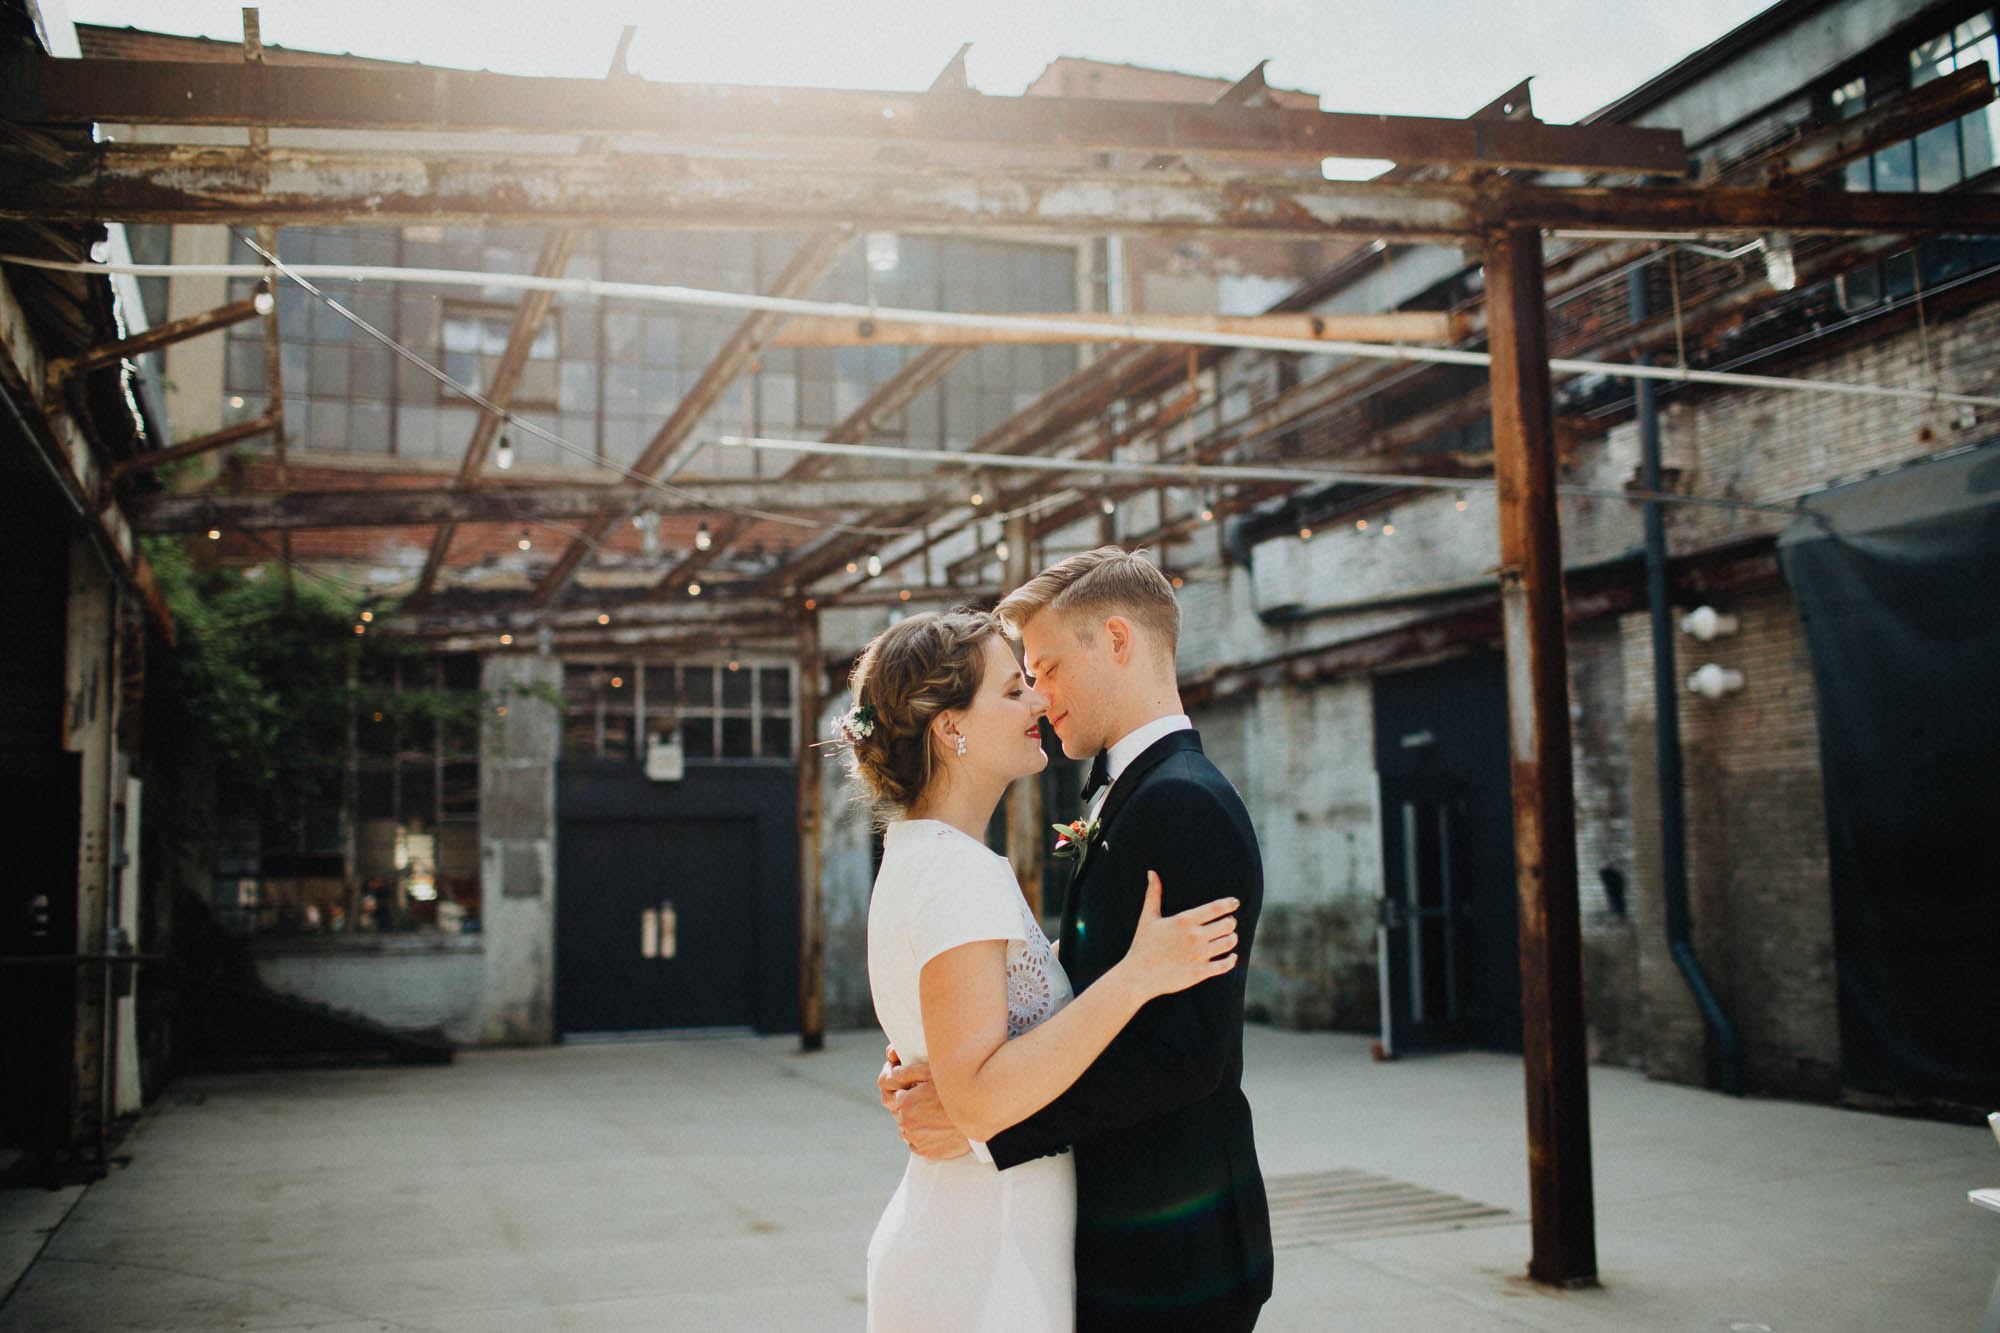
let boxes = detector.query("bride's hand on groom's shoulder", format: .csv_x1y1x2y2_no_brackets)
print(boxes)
1122,871,1239,1000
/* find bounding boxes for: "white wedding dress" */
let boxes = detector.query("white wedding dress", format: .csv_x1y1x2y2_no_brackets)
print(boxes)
865,819,1077,1333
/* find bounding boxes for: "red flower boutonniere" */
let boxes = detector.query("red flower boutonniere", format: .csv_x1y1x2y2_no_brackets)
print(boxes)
1051,816,1101,866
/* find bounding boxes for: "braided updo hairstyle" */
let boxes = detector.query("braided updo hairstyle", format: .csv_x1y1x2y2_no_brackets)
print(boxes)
842,609,1005,821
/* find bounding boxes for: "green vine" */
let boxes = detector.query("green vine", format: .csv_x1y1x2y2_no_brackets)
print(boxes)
144,536,485,832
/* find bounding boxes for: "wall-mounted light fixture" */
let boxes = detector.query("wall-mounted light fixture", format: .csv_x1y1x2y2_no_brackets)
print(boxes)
1687,663,1745,700
1679,606,1740,642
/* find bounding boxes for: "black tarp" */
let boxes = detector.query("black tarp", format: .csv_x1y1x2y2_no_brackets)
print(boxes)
1777,441,2000,1105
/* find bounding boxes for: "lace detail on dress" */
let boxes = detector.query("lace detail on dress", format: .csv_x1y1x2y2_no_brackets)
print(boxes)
1004,898,1069,1039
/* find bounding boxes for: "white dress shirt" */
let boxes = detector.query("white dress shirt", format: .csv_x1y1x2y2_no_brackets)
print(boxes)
1087,713,1192,821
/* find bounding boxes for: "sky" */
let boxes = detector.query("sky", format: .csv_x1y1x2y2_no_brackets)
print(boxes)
55,0,1782,125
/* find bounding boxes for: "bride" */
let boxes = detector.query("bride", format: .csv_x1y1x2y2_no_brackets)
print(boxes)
841,609,1240,1333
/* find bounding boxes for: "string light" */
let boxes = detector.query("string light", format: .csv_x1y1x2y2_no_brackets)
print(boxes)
207,527,222,540
845,561,859,574
1455,498,1469,511
803,597,817,611
1171,575,1185,588
596,613,610,625
610,675,624,688
494,435,515,470
1355,519,1369,531
499,633,514,645
694,520,713,551
1299,526,1314,540
1382,524,1395,535
969,487,985,508
1200,504,1215,523
899,588,911,601
517,528,532,551
866,553,883,578
353,623,365,635
1100,494,1116,516
995,539,1011,562
359,609,374,623
688,581,702,597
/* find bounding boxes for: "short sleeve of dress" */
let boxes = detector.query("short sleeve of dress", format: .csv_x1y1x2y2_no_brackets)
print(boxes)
906,851,1028,968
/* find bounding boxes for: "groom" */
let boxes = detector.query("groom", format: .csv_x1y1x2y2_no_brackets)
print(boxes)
881,545,1273,1332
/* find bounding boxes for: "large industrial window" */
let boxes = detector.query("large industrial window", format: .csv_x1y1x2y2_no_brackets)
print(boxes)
1832,10,2000,192
562,659,795,762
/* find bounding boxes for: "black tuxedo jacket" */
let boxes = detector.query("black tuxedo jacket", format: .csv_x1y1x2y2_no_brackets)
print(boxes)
988,729,1273,1318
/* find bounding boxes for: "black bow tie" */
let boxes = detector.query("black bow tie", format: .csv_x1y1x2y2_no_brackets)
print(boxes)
1082,750,1110,801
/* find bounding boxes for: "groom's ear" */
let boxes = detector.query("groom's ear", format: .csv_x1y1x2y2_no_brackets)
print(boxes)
1103,614,1135,665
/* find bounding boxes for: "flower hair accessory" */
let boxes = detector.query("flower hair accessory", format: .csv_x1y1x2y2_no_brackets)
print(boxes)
831,701,877,743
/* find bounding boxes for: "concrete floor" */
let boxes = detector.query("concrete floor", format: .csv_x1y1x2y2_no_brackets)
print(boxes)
2,1026,1995,1331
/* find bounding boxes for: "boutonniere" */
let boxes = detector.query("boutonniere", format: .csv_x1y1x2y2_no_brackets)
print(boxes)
1051,816,1101,865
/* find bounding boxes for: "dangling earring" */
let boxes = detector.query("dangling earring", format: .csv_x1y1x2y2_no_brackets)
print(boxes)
955,734,967,758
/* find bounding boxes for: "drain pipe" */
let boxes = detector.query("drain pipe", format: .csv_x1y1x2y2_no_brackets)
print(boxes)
1628,265,1742,1095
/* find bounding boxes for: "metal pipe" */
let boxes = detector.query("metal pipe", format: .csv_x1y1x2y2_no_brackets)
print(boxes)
12,254,2000,411
1629,264,1742,1096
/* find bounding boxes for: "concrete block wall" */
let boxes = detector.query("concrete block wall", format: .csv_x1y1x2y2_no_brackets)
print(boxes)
477,654,562,1045
1197,679,1383,1032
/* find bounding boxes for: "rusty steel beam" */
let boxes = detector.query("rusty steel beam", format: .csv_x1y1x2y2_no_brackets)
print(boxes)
0,53,1687,174
413,228,580,601
414,31,635,603
105,410,277,487
767,309,1461,346
13,142,2000,239
1746,62,1993,187
385,594,792,640
127,474,969,532
796,605,826,1053
648,344,971,599
45,288,265,387
1483,223,1596,1289
527,229,848,608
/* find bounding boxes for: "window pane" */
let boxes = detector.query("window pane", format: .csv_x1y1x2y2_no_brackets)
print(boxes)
720,716,753,757
1916,122,1962,190
760,716,793,758
603,713,634,763
680,716,715,756
681,666,714,708
1964,105,1998,177
759,666,791,710
399,760,436,824
1873,141,1916,192
722,664,752,709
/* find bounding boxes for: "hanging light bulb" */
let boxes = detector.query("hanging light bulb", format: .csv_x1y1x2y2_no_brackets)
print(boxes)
969,487,985,508
494,435,515,470
1382,524,1395,536
995,539,1011,562
1299,526,1314,540
845,560,859,574
1455,498,1469,511
252,281,275,316
1355,519,1369,531
688,581,702,597
517,528,533,551
633,510,661,558
207,527,222,541
803,597,817,611
866,553,883,578
1100,494,1116,516
89,236,111,264
499,633,514,645
353,623,366,635
694,520,713,552
898,589,911,601
1200,504,1215,523
596,613,610,625
360,609,374,623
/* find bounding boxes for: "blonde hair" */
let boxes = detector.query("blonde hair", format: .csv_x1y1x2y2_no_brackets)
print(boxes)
842,609,1005,821
994,545,1181,653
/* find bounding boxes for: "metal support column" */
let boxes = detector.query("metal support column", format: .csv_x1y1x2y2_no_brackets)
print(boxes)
795,604,826,1051
1002,514,1044,916
1482,223,1597,1287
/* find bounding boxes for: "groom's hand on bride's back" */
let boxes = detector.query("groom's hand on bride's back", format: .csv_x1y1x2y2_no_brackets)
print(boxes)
879,1045,972,1160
